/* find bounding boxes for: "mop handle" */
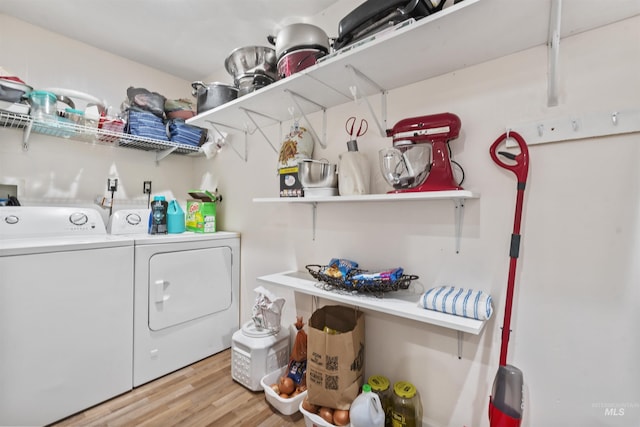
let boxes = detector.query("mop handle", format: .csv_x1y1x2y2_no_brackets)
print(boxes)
490,132,529,366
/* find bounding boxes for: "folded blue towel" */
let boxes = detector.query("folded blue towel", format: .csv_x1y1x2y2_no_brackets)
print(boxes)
167,120,206,146
126,109,169,141
171,136,200,146
132,129,169,141
420,286,493,320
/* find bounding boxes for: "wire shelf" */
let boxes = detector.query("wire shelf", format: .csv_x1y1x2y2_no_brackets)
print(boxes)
0,110,201,156
0,110,30,129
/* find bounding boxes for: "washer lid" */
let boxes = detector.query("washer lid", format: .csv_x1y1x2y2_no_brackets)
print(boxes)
241,320,279,338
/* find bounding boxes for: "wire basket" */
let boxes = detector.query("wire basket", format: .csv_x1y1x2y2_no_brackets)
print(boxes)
306,264,418,296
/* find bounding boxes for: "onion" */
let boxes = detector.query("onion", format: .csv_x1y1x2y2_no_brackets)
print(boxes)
301,397,318,414
270,383,280,394
333,409,350,426
279,376,295,395
318,407,334,424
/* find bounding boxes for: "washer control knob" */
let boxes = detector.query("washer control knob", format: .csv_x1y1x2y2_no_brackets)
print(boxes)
4,215,19,224
126,213,142,226
69,212,88,226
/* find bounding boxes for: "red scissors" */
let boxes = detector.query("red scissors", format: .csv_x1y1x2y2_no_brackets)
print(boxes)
345,116,368,139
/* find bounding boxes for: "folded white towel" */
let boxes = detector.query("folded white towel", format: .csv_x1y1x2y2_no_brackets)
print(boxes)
420,286,493,320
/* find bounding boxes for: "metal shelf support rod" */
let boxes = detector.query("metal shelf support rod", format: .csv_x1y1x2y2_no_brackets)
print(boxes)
240,107,280,154
156,146,178,163
346,64,388,136
311,202,317,241
205,120,249,161
547,0,562,107
23,120,33,151
284,89,327,149
453,198,465,254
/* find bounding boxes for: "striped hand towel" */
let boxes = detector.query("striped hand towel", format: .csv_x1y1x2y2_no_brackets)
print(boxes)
420,286,493,320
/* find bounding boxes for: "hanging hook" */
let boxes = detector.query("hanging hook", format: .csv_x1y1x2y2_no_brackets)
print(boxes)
349,85,358,103
612,111,618,125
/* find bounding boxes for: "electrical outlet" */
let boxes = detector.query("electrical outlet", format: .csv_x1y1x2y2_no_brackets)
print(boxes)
143,181,152,195
107,178,118,192
0,184,18,198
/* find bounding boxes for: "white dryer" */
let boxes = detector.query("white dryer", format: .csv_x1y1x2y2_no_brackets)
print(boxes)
0,206,134,427
108,209,240,387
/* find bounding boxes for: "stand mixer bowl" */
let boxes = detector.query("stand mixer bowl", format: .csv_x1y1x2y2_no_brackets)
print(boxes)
298,159,338,188
379,145,431,190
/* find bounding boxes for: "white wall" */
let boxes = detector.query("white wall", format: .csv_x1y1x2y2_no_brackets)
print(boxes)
0,14,202,223
2,9,639,427
194,14,640,427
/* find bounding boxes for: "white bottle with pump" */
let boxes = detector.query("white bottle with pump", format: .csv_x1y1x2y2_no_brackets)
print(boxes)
350,383,385,427
338,140,370,196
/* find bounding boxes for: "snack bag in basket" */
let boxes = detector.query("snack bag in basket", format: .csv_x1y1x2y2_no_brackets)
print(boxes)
287,316,307,386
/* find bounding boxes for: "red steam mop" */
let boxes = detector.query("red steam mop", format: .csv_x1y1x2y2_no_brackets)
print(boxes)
488,131,529,427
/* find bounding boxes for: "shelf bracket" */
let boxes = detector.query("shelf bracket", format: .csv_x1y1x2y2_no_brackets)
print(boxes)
547,0,562,107
311,202,318,241
240,107,280,154
205,120,248,162
457,331,463,359
453,198,465,254
284,89,327,149
345,64,388,136
155,145,178,163
22,119,33,151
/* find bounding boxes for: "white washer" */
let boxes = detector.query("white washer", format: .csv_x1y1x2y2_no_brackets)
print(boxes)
0,206,134,427
108,209,240,387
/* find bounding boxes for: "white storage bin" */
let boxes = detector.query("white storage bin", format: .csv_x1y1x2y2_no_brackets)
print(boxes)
299,401,351,427
261,366,307,415
231,320,290,391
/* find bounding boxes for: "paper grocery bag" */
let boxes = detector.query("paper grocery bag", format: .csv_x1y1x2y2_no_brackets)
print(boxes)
306,305,365,410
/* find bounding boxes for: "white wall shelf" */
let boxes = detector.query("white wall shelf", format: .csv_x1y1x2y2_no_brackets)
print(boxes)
187,0,640,141
0,111,200,161
253,190,479,251
257,270,486,336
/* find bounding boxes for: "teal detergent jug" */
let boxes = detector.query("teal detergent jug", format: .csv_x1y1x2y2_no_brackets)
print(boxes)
167,200,186,233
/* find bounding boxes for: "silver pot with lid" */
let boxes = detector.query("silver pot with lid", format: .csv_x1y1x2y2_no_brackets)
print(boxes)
267,23,331,60
191,81,238,114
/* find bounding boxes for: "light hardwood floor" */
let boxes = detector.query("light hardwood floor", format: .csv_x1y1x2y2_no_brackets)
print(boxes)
50,349,306,427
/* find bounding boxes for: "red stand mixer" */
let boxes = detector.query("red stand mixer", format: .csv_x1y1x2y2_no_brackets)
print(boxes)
380,112,463,192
